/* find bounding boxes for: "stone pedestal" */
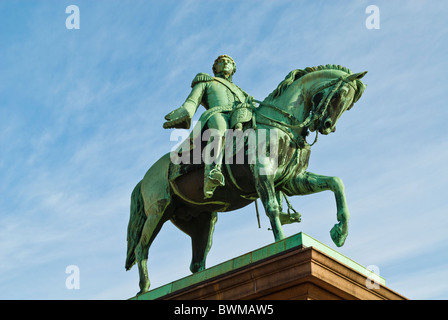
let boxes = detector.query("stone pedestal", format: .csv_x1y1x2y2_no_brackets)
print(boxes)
131,233,407,300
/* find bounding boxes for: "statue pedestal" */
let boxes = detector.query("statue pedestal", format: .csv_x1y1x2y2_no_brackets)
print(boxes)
131,233,407,300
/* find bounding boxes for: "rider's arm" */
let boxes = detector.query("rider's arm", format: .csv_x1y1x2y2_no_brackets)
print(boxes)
163,73,212,129
163,82,206,129
180,81,207,118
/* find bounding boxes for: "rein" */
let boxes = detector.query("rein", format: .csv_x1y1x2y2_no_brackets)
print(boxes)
253,99,319,147
252,74,355,146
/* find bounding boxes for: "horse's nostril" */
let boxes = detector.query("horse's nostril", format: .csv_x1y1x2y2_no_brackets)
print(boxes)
324,119,332,129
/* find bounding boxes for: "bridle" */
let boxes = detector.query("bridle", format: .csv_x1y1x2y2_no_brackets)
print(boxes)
252,73,358,146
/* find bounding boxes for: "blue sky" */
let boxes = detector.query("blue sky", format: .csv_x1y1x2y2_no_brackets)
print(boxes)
0,0,447,299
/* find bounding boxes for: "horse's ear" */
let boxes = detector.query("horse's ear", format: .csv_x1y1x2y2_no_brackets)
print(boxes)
347,71,368,81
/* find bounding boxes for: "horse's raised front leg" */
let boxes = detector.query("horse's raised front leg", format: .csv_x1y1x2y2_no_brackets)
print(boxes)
286,171,350,247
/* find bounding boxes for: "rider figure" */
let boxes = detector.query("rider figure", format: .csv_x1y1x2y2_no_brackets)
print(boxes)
163,55,253,199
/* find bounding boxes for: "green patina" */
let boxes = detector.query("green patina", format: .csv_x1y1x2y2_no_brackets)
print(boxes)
131,232,384,300
125,55,367,295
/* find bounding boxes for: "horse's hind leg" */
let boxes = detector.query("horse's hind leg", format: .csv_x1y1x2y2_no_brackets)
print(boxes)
171,211,218,273
135,212,167,294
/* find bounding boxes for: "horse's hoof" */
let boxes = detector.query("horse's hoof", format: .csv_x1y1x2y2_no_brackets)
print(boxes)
136,289,148,296
330,223,347,247
137,281,150,296
190,262,205,273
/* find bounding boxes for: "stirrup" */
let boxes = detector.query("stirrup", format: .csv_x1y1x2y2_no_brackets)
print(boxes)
203,168,225,199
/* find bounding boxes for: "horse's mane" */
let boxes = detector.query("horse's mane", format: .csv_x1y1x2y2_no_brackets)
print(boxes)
267,64,364,102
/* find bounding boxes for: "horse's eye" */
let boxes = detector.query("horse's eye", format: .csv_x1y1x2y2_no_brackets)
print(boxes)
313,93,323,106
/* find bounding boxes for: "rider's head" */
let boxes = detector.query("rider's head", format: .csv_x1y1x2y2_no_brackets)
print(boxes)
213,55,236,78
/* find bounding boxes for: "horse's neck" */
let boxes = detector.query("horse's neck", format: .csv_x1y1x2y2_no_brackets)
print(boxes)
262,70,342,126
262,79,310,126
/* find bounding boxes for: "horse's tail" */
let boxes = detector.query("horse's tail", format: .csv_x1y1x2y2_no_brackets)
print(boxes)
125,181,146,271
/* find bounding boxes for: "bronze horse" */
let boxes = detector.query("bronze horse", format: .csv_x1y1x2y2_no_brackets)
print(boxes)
126,64,367,294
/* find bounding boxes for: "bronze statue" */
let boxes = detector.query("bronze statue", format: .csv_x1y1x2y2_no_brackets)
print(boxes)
164,55,254,199
126,58,367,295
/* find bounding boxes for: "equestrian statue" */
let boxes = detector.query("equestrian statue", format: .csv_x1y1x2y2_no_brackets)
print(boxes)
125,55,367,295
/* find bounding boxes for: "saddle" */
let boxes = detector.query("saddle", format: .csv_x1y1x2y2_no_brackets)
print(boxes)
168,110,257,203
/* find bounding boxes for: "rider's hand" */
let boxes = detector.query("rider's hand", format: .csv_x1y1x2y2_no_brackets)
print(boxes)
163,107,191,129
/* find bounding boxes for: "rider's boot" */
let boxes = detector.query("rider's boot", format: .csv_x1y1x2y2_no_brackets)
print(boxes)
203,163,225,199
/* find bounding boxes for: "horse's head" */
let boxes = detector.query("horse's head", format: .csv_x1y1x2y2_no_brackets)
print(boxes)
261,65,367,140
307,70,367,135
